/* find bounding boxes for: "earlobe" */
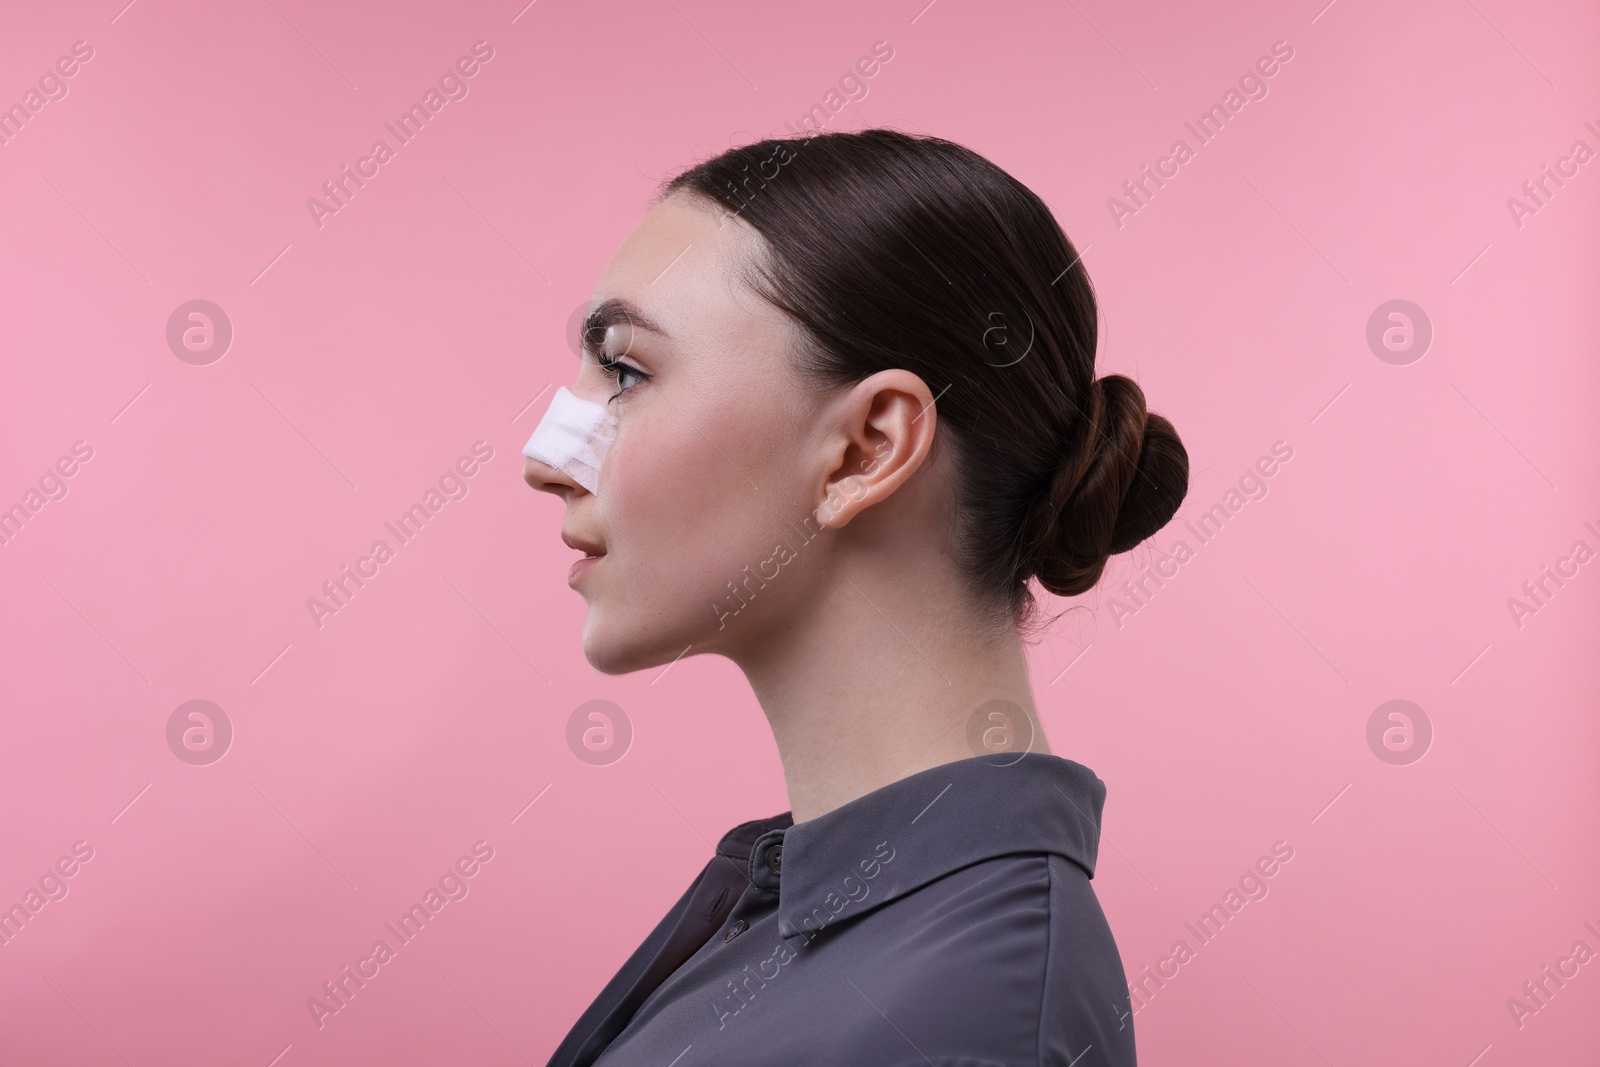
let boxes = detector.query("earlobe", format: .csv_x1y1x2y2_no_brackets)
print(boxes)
813,490,857,530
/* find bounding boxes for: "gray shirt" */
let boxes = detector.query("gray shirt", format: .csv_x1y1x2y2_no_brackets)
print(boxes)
545,752,1137,1066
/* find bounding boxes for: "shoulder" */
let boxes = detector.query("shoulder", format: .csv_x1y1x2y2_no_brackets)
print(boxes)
839,852,1136,1067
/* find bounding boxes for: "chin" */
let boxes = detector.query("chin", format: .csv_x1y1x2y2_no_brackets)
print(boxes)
580,613,700,676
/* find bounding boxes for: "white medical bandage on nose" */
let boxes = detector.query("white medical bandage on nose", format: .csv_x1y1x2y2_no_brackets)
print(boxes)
522,385,619,493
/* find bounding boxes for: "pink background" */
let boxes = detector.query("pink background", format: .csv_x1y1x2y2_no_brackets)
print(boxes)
2,0,1597,1064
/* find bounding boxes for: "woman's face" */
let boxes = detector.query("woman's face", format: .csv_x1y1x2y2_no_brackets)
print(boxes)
524,192,830,673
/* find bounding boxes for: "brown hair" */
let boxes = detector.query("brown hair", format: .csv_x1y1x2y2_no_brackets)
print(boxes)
658,128,1188,635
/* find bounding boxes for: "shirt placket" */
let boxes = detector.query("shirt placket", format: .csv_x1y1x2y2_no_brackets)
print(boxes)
598,829,787,1054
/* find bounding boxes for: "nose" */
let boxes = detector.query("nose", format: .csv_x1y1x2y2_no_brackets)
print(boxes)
522,376,613,498
524,451,584,498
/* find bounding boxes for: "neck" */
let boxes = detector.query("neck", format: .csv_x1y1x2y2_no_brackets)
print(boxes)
730,560,1051,824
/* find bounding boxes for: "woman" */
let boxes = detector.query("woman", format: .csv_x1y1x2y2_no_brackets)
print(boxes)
525,128,1187,1067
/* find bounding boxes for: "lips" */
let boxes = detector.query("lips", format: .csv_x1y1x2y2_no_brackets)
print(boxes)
561,531,606,559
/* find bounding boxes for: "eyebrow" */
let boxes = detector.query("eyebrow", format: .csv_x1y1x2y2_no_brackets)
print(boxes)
582,298,669,353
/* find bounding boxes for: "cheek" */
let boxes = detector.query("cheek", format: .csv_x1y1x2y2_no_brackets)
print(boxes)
602,406,735,561
602,398,797,581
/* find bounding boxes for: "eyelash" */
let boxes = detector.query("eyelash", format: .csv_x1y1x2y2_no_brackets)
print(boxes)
596,350,650,402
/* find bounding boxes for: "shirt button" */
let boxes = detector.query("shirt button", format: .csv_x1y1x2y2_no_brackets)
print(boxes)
724,918,748,943
767,845,783,874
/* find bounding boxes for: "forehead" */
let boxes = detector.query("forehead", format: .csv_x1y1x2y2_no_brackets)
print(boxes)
588,193,779,350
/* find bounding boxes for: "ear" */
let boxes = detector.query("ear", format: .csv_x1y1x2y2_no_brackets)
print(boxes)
812,369,938,528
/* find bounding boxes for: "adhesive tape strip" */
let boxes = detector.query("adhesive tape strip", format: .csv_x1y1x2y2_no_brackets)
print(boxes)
522,385,618,494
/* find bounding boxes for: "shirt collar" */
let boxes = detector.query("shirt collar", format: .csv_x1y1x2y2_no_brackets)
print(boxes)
714,752,1107,942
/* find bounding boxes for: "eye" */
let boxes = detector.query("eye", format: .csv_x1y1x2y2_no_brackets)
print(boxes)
597,350,650,402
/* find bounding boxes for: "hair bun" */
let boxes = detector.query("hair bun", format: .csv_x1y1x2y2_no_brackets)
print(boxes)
1025,374,1189,598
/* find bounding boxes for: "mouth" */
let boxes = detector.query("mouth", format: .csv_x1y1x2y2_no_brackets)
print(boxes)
561,531,607,560
565,539,605,588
